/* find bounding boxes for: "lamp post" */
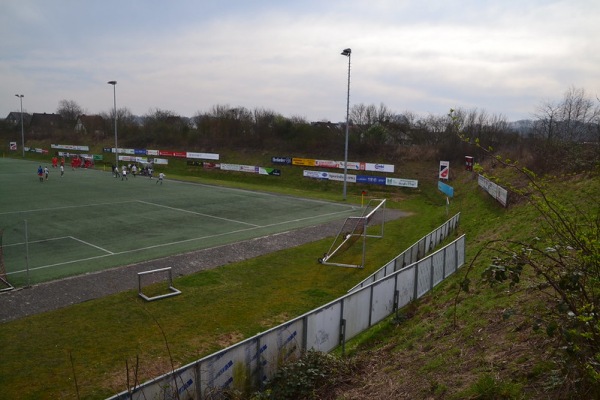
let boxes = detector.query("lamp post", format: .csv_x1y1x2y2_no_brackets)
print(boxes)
107,81,118,169
15,94,24,157
341,48,351,200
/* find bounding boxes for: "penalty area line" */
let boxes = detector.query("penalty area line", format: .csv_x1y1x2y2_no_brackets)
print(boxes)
69,236,114,255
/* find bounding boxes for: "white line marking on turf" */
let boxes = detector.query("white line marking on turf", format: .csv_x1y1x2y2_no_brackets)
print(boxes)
69,236,114,254
3,236,71,247
4,235,113,254
136,200,260,227
0,200,137,216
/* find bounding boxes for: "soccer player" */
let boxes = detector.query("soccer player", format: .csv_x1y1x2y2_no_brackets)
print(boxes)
156,172,165,184
37,165,44,182
44,166,49,180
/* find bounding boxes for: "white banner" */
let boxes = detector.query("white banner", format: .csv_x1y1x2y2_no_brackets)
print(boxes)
313,159,395,173
386,177,419,188
51,144,90,151
186,152,220,160
365,163,395,173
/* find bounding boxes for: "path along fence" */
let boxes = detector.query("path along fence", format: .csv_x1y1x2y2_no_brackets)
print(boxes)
109,215,465,400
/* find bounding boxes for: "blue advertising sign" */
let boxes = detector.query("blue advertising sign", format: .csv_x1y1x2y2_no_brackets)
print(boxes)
356,175,386,185
271,156,292,165
438,181,454,197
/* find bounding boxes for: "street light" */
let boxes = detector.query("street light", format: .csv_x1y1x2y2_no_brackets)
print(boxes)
341,48,351,200
107,81,118,168
15,94,24,157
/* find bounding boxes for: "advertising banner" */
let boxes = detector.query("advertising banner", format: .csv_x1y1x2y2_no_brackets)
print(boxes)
328,172,357,183
271,156,292,165
356,175,386,185
187,152,219,160
365,163,395,173
151,158,168,165
438,181,454,197
344,161,363,170
259,167,281,176
304,170,330,179
315,159,340,168
292,157,316,167
51,144,90,151
386,177,418,188
439,161,449,180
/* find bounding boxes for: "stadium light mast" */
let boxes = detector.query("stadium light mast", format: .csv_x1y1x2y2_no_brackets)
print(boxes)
15,94,24,157
341,48,351,201
107,80,118,168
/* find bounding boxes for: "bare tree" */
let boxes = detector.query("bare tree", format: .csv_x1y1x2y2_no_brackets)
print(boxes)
533,86,600,142
57,99,86,124
558,86,599,142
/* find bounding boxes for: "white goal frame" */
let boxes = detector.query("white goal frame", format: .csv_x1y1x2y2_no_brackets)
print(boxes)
138,267,181,301
318,198,386,268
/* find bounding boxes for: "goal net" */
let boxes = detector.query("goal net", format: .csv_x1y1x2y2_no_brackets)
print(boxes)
318,198,386,268
0,229,15,292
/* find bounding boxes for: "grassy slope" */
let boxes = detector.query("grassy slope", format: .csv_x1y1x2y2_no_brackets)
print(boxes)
328,170,599,399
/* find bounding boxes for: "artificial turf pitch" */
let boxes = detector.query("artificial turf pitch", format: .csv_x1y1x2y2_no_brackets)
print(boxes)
0,157,358,287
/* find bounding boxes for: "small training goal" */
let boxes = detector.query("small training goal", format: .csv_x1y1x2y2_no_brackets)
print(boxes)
138,267,181,301
318,198,386,268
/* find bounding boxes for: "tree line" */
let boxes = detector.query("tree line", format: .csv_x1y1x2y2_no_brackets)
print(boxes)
2,86,598,174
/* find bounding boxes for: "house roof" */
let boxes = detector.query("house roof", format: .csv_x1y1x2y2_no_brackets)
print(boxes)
5,112,32,125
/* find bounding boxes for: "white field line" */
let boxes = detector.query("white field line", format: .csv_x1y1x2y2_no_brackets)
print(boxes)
4,236,71,247
0,200,136,216
5,236,112,254
136,200,261,227
68,236,114,254
6,207,356,276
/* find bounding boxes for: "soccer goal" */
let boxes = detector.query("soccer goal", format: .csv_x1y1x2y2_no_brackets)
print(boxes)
138,267,181,301
318,198,386,268
0,230,15,292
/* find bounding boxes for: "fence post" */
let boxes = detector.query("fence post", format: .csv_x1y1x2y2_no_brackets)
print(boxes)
339,319,346,355
413,263,419,300
195,361,202,400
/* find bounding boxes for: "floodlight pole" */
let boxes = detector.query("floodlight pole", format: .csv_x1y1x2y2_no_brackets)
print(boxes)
341,48,351,201
107,81,118,168
15,94,24,157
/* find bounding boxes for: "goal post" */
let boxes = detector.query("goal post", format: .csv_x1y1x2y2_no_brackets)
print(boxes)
0,229,15,292
138,267,181,301
318,198,386,268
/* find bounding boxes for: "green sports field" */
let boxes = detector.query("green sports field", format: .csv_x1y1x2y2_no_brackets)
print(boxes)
0,157,359,287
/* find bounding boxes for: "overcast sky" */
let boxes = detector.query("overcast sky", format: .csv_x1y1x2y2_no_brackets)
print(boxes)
2,0,598,122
